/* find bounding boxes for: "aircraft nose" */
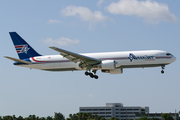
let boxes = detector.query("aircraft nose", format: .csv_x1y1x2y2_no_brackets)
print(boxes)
172,56,176,62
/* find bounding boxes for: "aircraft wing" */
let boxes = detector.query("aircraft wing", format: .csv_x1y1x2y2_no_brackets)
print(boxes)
4,56,32,64
49,47,101,68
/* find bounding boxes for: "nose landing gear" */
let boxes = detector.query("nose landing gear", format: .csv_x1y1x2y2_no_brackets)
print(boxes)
85,70,98,79
161,66,165,74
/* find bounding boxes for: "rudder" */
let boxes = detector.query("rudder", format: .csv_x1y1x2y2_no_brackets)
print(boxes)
9,32,41,59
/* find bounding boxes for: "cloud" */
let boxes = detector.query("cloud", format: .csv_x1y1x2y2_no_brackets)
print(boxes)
106,0,178,24
47,19,62,24
61,5,111,23
43,37,79,46
87,94,94,98
97,0,105,6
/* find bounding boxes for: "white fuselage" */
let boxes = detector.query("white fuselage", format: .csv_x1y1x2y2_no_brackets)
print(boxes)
15,50,176,72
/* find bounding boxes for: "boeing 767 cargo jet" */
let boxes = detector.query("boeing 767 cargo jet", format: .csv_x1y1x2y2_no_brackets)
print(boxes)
5,32,176,79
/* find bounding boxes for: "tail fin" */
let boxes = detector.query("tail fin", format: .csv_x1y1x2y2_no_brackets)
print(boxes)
9,32,41,59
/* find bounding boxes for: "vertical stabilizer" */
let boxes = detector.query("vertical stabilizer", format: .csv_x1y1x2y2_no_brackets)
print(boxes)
9,32,41,59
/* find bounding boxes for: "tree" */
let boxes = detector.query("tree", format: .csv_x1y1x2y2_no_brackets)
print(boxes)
68,114,73,120
24,117,30,120
66,113,106,120
151,117,160,120
72,114,78,120
139,116,150,120
47,116,53,120
161,113,173,120
30,115,36,120
100,118,106,120
3,116,13,120
107,117,119,120
17,116,24,120
54,112,65,120
39,117,45,120
12,115,16,120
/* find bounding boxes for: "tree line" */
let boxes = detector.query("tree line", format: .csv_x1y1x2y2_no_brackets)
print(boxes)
0,112,177,120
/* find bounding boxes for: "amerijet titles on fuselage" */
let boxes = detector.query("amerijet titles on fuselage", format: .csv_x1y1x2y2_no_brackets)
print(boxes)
128,53,155,62
5,32,176,79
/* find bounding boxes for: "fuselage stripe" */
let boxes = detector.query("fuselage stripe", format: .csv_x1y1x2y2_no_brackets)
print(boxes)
29,56,172,64
31,57,70,63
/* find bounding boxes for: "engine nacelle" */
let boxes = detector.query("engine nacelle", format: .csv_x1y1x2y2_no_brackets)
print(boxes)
100,60,116,69
101,68,123,74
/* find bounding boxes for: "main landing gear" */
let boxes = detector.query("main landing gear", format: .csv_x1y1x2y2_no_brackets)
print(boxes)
85,70,98,79
161,65,165,74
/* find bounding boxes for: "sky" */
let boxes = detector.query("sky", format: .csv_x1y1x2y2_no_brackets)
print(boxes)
0,0,180,118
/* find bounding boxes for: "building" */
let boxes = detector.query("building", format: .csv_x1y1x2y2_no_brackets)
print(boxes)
79,103,179,120
79,103,149,120
135,112,179,120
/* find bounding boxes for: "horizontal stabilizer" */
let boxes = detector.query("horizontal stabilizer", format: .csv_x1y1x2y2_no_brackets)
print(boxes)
4,56,32,64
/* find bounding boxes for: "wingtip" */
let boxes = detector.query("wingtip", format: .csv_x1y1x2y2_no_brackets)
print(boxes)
4,56,13,59
49,46,56,49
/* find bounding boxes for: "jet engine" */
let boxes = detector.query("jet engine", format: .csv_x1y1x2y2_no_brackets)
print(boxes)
99,60,123,74
100,60,117,69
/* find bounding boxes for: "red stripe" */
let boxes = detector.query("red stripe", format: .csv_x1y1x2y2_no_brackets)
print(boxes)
17,50,20,53
31,57,40,62
31,57,71,63
21,46,25,52
31,57,48,62
15,45,24,48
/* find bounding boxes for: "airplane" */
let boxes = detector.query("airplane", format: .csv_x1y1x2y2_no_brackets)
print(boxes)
5,32,176,79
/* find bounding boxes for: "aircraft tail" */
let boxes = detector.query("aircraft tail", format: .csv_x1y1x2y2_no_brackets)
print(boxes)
9,32,41,59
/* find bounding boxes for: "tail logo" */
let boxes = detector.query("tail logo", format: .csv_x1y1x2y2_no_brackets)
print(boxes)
15,44,30,54
128,53,155,62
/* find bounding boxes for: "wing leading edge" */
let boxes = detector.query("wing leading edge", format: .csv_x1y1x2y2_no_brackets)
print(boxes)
49,47,101,69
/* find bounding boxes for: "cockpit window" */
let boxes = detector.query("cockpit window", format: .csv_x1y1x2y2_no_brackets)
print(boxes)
166,53,173,56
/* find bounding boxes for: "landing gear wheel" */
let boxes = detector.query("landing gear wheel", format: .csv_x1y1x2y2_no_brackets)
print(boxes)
89,73,94,78
84,71,99,79
85,71,89,76
94,75,98,79
161,65,165,74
